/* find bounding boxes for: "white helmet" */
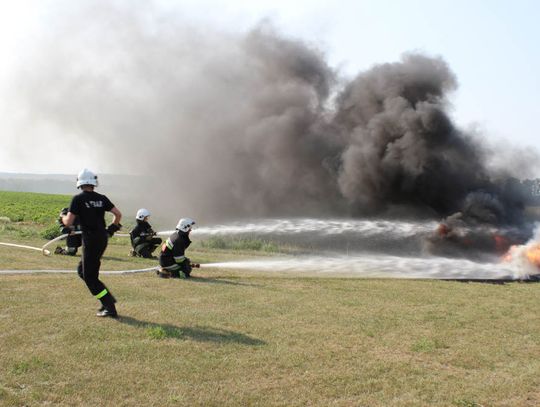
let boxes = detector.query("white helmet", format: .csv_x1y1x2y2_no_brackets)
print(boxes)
136,208,151,221
176,217,196,232
76,168,98,188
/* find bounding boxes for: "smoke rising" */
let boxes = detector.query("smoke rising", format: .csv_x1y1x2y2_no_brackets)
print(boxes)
9,2,537,231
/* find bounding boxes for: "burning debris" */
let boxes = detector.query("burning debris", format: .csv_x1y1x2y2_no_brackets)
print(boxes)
424,220,527,261
500,226,540,278
425,179,539,258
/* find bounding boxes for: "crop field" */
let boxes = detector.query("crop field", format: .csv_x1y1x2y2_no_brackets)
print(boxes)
0,191,72,224
0,191,539,406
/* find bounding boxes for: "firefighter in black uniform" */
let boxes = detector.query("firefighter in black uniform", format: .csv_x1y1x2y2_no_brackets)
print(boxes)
129,208,162,258
55,207,82,255
158,217,195,278
62,168,122,318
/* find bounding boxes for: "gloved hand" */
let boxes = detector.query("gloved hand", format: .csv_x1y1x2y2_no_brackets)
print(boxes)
61,226,74,235
106,223,122,237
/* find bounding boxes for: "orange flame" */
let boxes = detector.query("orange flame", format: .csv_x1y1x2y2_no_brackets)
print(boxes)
525,243,540,268
501,242,540,270
501,246,516,263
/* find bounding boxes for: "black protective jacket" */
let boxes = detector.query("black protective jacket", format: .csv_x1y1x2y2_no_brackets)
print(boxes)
130,220,156,247
159,230,191,267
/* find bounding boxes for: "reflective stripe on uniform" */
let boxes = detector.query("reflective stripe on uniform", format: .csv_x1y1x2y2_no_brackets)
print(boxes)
174,255,186,263
166,239,173,250
162,263,181,271
96,288,108,299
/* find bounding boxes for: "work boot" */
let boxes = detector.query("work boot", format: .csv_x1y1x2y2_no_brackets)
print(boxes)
97,295,116,312
157,268,171,278
129,249,137,257
96,308,118,318
54,246,66,255
97,293,118,318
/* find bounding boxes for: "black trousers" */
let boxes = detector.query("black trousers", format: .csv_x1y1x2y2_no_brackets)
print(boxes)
66,233,82,249
77,231,110,298
135,237,162,258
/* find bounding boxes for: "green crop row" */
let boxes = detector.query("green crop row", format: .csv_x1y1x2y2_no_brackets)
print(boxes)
0,191,71,224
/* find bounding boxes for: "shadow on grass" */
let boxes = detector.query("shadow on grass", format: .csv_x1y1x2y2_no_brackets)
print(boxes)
442,277,540,285
117,316,266,346
101,255,152,263
187,276,260,287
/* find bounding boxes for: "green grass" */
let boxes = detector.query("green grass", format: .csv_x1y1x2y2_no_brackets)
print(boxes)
1,191,540,406
0,274,539,406
0,191,72,224
200,236,283,253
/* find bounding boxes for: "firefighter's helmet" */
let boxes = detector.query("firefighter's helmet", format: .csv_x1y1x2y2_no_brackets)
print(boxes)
136,208,151,221
176,218,196,232
76,168,98,188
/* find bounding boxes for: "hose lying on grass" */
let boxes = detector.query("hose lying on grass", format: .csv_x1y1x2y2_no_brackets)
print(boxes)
0,242,52,256
0,266,160,275
41,231,82,256
0,236,163,274
41,231,171,256
0,231,169,256
0,232,179,274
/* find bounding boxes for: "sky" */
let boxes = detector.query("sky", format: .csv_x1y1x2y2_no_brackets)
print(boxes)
0,0,539,175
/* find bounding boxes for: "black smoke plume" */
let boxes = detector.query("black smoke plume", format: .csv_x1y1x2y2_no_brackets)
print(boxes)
8,2,538,244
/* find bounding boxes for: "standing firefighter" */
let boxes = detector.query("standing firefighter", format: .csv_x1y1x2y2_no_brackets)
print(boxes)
62,168,123,318
158,218,195,279
129,208,162,258
55,207,82,255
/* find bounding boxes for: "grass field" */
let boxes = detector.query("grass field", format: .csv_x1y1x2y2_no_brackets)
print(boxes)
1,191,539,406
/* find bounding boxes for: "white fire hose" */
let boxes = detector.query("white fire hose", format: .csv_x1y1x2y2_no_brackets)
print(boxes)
40,231,82,256
0,231,166,274
0,242,52,256
0,230,171,257
40,230,170,256
0,230,202,275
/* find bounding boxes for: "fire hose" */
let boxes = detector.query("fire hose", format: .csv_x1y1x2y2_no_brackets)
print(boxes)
41,231,82,256
0,242,52,256
0,236,160,273
41,231,170,256
0,231,200,274
42,231,201,268
0,231,137,261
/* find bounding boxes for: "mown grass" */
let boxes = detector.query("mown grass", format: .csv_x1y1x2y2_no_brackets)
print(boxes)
1,190,540,406
0,273,539,406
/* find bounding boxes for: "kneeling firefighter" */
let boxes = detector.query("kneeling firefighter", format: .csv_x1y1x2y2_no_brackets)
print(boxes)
55,207,82,255
158,218,195,278
129,208,162,258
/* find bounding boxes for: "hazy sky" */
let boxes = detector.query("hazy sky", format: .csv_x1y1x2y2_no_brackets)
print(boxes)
0,0,538,174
